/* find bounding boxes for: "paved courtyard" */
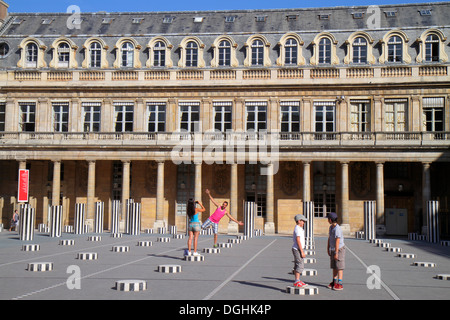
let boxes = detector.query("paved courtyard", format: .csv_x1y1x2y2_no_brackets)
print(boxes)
0,229,449,305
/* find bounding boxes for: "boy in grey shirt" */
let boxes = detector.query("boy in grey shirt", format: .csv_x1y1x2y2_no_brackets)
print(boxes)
327,212,345,291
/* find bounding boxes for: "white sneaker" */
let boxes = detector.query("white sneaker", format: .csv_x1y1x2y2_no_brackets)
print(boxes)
193,252,200,256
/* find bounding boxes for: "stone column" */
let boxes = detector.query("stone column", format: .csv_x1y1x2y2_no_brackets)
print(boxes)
154,161,165,229
52,160,61,206
422,162,431,231
228,164,239,234
341,162,350,225
265,163,275,235
303,161,311,202
194,161,202,202
376,162,385,224
121,160,131,230
86,160,96,231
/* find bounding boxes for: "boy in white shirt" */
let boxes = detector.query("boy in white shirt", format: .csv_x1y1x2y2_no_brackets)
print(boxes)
292,214,308,288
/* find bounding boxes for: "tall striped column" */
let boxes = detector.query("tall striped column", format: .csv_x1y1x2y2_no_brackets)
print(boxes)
427,200,439,243
303,201,314,241
128,202,141,235
111,200,121,234
244,202,256,238
50,205,63,238
364,201,376,241
125,199,134,235
74,203,86,235
19,206,35,241
94,202,104,234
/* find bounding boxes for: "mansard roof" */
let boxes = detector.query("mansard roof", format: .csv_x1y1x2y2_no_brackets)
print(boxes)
2,2,449,37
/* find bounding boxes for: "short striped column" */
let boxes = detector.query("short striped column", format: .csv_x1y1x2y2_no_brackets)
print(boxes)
364,201,376,241
111,200,121,235
74,203,86,235
169,225,177,234
50,205,63,238
244,202,256,238
19,206,35,242
128,202,141,235
94,202,104,234
426,200,440,243
303,201,314,241
115,280,147,292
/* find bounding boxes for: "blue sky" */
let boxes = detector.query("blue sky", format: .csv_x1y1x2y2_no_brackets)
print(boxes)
8,0,438,13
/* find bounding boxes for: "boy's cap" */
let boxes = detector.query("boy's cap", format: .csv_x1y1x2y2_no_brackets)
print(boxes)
327,212,338,220
294,214,308,222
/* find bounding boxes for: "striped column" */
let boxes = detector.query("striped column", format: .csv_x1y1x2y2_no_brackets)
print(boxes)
50,205,63,238
125,199,134,235
19,206,35,241
74,203,86,235
244,202,256,238
111,200,121,234
94,202,104,234
364,201,376,241
128,202,141,235
427,200,440,243
303,201,314,241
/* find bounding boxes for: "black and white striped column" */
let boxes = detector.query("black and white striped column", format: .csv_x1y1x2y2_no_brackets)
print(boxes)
125,199,134,235
94,202,104,234
50,205,63,238
303,201,314,241
128,202,141,235
244,202,256,238
364,201,376,241
74,203,86,235
111,200,121,234
19,206,35,241
427,200,440,243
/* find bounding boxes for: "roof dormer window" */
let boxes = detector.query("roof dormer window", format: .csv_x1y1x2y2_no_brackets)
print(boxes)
102,17,114,24
194,17,204,23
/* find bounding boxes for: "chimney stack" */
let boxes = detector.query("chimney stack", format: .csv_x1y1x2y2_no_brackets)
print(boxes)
0,1,9,25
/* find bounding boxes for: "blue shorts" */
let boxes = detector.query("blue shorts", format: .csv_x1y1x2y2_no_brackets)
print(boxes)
188,222,201,232
201,219,219,234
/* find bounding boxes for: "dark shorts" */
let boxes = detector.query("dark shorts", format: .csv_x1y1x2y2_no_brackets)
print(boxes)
330,246,346,270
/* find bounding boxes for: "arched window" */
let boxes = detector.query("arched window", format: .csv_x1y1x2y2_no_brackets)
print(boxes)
26,43,38,68
425,34,439,62
57,42,70,68
121,42,135,67
218,40,231,66
89,41,102,68
387,36,403,62
186,41,198,67
251,40,264,66
352,37,367,64
318,38,331,64
284,38,298,65
153,41,166,67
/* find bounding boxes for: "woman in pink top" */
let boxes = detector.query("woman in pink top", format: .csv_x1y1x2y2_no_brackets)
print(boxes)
201,189,243,248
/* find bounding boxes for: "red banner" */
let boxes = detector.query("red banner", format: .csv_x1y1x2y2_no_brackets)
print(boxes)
18,169,29,203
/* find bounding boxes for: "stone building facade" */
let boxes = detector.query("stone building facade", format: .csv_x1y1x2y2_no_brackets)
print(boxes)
0,1,449,236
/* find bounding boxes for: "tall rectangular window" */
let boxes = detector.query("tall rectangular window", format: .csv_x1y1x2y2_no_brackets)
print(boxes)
114,103,134,132
284,38,298,65
0,103,5,132
83,102,101,132
246,102,267,132
179,102,200,132
19,102,36,132
52,102,69,132
280,101,300,132
147,102,166,132
385,99,407,132
314,101,335,132
350,100,371,132
214,101,232,132
422,97,444,132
